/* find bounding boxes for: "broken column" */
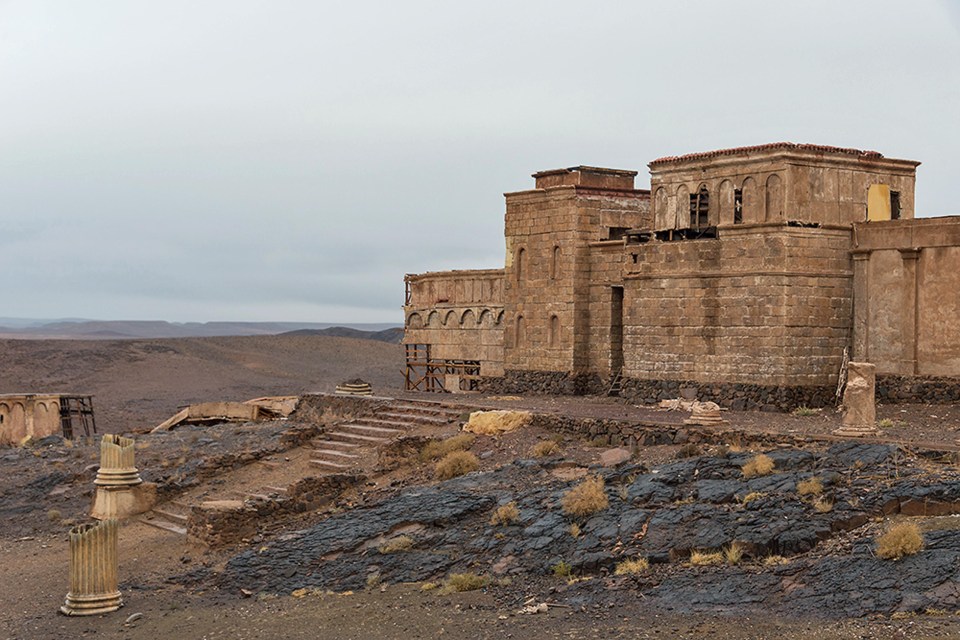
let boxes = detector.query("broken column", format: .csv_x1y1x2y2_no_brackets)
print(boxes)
91,434,155,519
833,362,879,437
60,519,122,615
683,401,728,426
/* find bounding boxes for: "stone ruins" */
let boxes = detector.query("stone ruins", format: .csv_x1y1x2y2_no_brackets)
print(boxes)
403,142,960,410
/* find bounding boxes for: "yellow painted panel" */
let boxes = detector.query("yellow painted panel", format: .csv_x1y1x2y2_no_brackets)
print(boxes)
867,184,891,221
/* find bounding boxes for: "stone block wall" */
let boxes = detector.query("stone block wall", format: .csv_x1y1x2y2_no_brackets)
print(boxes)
622,226,853,387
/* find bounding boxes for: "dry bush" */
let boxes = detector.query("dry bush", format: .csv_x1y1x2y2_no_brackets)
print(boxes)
568,523,581,538
797,477,823,497
723,543,744,565
551,561,572,578
378,535,414,554
420,434,476,462
441,573,489,594
47,509,62,523
532,440,560,457
689,550,724,566
614,557,649,575
741,454,775,478
792,406,820,417
676,443,702,459
420,582,438,591
489,502,520,526
463,410,531,435
740,491,766,506
763,555,789,567
434,450,479,480
561,476,609,518
876,522,924,560
813,496,834,513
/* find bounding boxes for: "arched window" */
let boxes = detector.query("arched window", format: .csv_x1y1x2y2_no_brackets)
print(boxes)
548,315,560,347
550,245,560,279
765,174,783,221
740,177,758,224
689,185,709,230
515,315,525,348
516,248,526,282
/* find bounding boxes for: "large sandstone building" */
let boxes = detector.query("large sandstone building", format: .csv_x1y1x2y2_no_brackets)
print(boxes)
403,143,960,409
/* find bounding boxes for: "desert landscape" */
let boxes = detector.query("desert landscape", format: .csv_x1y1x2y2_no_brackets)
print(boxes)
1,334,959,639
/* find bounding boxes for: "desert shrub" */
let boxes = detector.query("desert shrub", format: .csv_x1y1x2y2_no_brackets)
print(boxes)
741,454,775,478
614,557,649,575
420,434,476,462
47,509,62,523
689,550,723,566
441,573,489,594
878,418,907,429
561,476,609,517
532,440,560,457
568,523,581,538
876,522,924,560
434,450,479,480
762,555,789,567
813,496,834,513
365,572,381,588
723,543,744,565
489,502,520,526
676,443,702,459
740,491,766,506
420,582,438,591
796,477,823,497
551,561,572,578
378,535,414,554
792,406,820,417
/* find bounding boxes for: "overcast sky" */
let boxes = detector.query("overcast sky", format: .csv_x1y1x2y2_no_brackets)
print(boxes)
2,1,959,324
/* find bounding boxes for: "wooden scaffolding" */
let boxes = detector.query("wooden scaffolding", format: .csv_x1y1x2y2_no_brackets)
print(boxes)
404,344,481,392
59,395,97,439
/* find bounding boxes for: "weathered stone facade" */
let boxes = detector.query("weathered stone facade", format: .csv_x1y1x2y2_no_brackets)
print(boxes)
404,143,960,406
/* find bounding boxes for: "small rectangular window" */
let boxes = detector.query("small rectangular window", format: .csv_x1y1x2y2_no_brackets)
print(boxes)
890,191,901,220
733,189,743,224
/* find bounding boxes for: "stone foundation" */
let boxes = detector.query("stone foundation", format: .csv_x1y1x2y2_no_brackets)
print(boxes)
876,375,960,404
619,378,836,412
478,370,602,396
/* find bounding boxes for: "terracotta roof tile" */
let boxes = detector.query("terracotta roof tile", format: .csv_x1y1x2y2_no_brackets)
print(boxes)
649,142,884,166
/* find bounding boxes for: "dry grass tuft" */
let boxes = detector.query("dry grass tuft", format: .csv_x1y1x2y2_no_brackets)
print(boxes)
561,476,609,518
797,477,823,497
489,502,520,526
532,440,561,457
47,509,62,523
741,454,775,478
568,523,581,538
740,491,766,506
434,450,480,480
676,443,702,459
723,543,744,565
440,573,489,594
463,410,531,435
378,535,414,554
689,550,724,566
614,557,649,575
876,522,924,560
551,561,572,578
420,434,476,462
792,406,820,417
763,554,789,567
813,495,834,513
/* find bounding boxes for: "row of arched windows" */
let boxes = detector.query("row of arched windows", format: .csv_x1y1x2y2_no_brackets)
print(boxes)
513,314,561,348
653,173,783,230
514,245,562,282
407,308,504,328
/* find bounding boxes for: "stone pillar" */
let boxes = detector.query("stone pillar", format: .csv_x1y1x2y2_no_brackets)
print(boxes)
851,252,870,361
834,362,878,437
91,435,155,520
61,519,122,616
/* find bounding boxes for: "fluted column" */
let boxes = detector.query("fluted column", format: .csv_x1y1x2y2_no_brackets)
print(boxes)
95,435,142,487
60,519,122,615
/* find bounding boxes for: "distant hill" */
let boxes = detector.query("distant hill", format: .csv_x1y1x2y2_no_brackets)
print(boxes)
0,320,402,340
281,326,404,344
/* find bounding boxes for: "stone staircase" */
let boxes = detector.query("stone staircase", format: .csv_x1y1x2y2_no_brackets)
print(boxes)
308,399,464,472
141,499,190,535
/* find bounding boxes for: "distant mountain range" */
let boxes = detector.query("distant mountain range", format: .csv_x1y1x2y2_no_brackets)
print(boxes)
0,319,403,341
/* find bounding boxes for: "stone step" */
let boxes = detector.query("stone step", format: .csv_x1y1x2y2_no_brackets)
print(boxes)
326,430,392,445
141,517,187,536
338,424,403,437
312,448,360,460
361,417,418,429
311,438,360,450
388,403,464,417
151,507,188,525
378,411,453,425
309,458,353,471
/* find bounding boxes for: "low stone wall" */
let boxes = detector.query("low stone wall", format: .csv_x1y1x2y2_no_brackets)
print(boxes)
294,393,390,424
478,370,603,396
619,378,835,412
876,375,960,404
187,473,364,548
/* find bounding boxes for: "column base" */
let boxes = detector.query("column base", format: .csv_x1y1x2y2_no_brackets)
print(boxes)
60,591,123,616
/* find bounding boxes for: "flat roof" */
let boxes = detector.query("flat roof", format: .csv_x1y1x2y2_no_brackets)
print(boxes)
648,142,895,167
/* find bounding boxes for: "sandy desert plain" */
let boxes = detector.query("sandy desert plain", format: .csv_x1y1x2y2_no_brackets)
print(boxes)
1,333,960,639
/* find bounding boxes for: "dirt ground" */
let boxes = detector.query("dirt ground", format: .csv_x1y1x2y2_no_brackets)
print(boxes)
1,336,960,639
